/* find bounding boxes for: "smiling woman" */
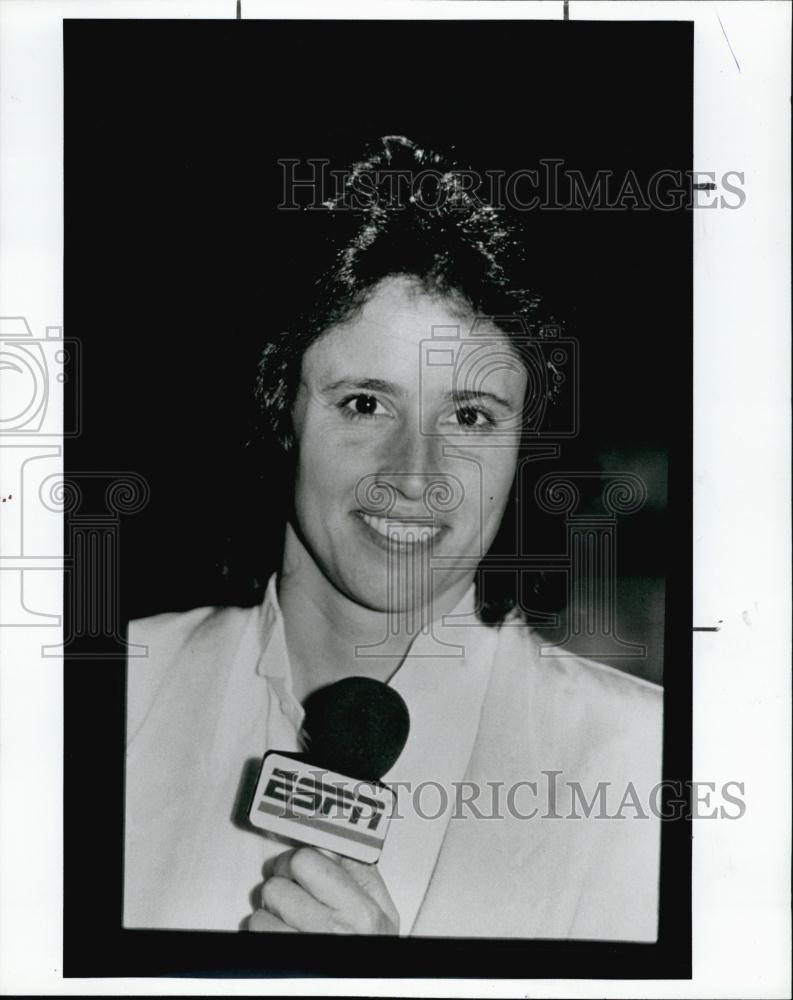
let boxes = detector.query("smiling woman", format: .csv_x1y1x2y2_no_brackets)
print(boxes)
284,276,527,647
123,136,663,941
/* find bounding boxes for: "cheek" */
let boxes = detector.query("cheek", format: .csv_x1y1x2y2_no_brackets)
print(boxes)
479,449,520,519
293,425,374,519
295,441,339,518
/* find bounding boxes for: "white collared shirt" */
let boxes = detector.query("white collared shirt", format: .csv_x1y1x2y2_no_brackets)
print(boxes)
124,574,500,934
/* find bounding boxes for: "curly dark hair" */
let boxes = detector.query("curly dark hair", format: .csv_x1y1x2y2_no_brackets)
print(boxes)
255,136,549,447
250,135,567,625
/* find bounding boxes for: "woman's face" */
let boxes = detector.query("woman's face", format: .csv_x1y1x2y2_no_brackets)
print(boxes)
290,276,528,616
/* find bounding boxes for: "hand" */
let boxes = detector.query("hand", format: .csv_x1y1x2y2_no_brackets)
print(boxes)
246,846,399,935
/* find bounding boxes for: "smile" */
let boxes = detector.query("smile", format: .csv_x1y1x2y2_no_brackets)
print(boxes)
357,512,442,547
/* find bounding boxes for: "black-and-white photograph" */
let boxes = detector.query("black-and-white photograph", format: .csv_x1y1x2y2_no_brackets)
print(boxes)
61,15,694,976
0,2,787,994
0,0,791,1000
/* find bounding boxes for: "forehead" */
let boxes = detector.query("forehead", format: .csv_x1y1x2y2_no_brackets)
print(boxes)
303,276,521,381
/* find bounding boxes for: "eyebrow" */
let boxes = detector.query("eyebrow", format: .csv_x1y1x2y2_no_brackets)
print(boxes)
321,377,403,396
446,389,516,410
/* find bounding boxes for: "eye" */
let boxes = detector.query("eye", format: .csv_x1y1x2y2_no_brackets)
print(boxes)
339,394,390,419
452,405,494,429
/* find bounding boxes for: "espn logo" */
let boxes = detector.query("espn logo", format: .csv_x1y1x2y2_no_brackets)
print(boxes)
248,752,395,863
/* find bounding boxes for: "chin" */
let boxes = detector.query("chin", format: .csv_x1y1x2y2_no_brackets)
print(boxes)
338,576,403,615
340,565,467,618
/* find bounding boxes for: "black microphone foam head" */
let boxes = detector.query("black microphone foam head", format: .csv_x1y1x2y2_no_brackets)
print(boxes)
299,677,410,782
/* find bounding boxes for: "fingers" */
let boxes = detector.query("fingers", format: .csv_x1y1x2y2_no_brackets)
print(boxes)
246,908,297,933
268,847,367,913
258,847,399,935
260,874,345,935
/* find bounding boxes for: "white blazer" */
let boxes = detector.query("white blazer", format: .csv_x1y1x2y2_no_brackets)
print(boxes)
124,585,662,940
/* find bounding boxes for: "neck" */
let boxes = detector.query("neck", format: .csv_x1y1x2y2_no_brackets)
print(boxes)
277,523,472,704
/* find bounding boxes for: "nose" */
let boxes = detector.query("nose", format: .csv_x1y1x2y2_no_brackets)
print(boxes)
376,423,443,506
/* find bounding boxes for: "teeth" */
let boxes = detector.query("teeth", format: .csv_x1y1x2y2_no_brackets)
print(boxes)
361,514,440,544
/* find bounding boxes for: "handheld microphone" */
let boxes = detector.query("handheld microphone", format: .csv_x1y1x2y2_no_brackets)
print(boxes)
248,677,410,863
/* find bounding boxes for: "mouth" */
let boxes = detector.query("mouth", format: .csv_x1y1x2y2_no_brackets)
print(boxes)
355,511,444,549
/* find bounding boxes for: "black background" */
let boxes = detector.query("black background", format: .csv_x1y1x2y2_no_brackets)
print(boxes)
64,18,692,979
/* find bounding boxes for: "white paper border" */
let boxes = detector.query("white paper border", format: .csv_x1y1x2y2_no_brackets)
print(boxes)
0,0,789,996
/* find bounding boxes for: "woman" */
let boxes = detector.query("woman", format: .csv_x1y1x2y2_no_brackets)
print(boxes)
124,136,662,939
